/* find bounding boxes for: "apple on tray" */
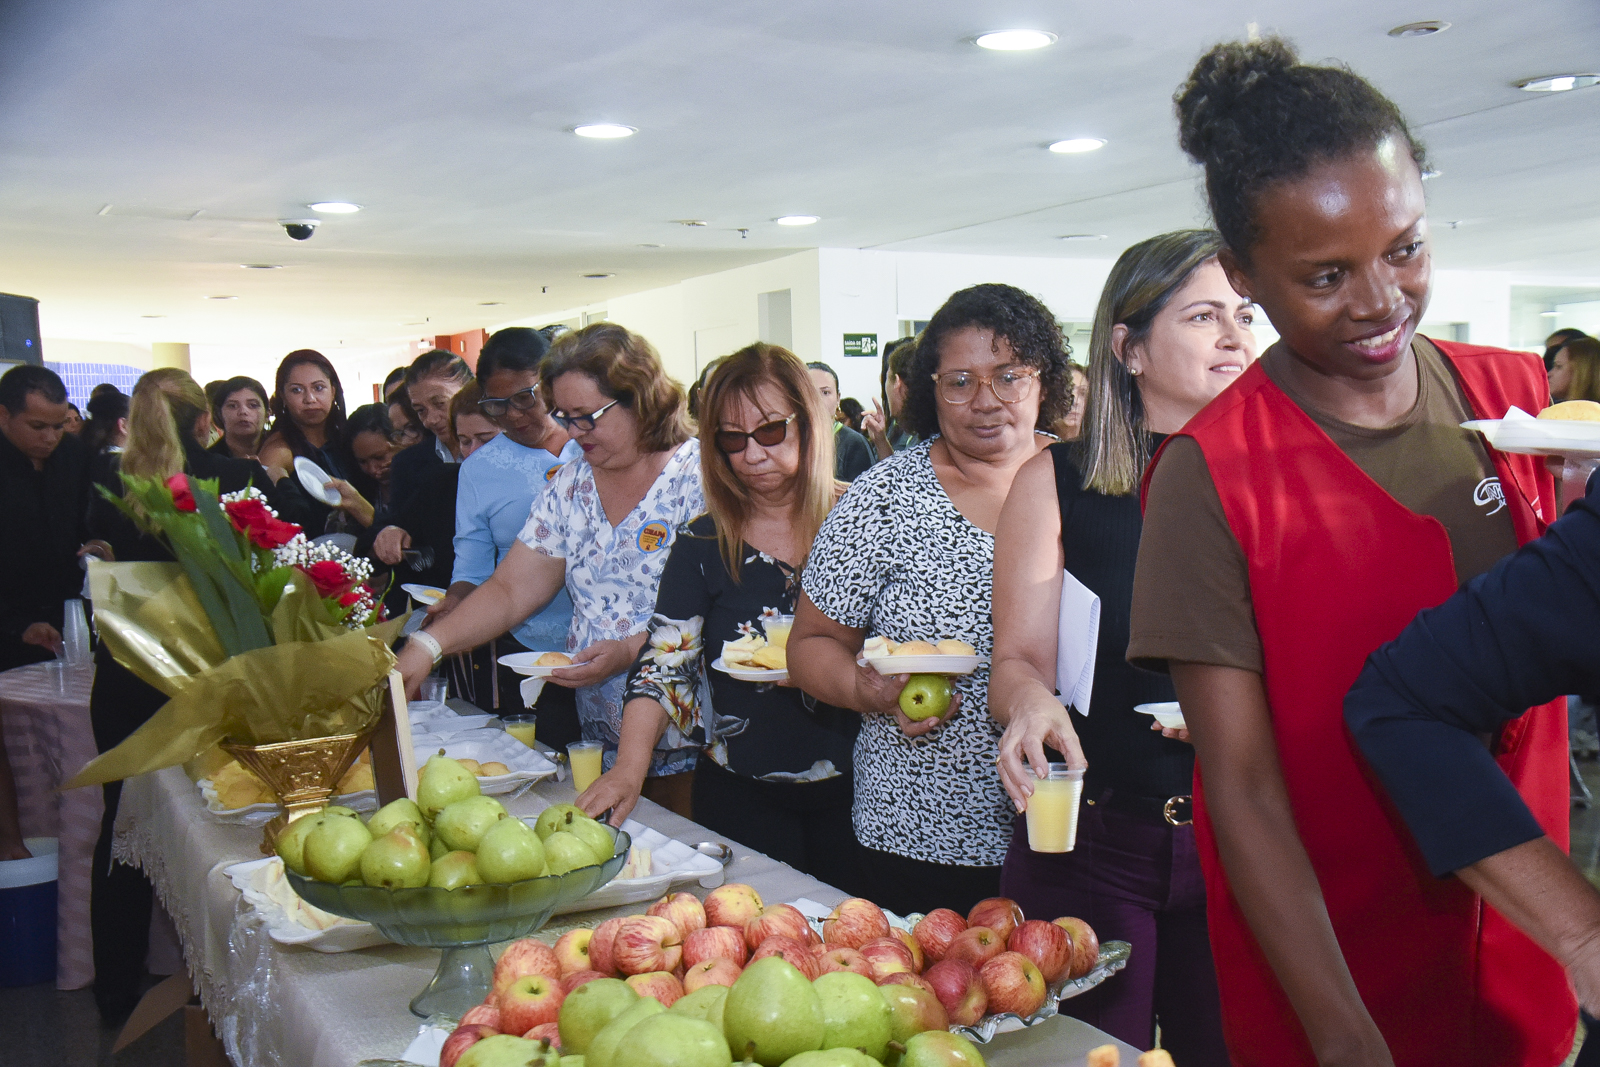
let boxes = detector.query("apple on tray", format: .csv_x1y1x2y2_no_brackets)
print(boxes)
750,934,821,980
439,1024,498,1067
459,1002,500,1030
944,925,1006,969
497,973,565,1034
612,914,683,975
560,969,608,994
911,908,967,963
891,926,925,973
923,958,988,1027
857,936,916,980
491,938,561,996
1054,916,1101,979
588,915,624,975
647,891,708,939
817,946,875,978
682,956,743,992
821,897,891,949
967,897,1024,943
683,924,748,968
703,882,764,930
624,969,685,1007
552,928,593,977
1009,918,1073,983
979,950,1048,1017
519,1022,560,1046
877,970,938,997
743,902,812,951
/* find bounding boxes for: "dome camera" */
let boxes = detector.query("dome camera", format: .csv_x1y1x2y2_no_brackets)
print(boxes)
280,219,319,241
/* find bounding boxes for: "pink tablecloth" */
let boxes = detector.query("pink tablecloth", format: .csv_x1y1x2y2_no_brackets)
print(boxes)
1,661,98,989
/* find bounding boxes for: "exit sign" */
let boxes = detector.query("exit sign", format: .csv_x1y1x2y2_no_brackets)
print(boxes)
843,333,878,358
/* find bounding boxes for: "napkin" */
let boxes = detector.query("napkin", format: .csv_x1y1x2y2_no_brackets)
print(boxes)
1056,568,1100,716
519,677,546,709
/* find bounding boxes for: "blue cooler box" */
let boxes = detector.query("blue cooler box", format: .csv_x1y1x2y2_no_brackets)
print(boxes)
0,837,58,986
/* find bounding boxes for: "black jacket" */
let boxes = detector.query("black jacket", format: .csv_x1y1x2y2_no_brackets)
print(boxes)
0,430,90,665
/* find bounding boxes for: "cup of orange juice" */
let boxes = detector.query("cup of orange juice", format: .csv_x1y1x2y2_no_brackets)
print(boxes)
1026,763,1084,853
762,614,794,649
502,714,537,748
568,741,604,795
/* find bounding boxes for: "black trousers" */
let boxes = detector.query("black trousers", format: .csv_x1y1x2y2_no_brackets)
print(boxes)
456,636,583,754
854,844,1002,918
691,758,865,898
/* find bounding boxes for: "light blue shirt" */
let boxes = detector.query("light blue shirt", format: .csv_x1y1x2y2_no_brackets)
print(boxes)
452,432,582,650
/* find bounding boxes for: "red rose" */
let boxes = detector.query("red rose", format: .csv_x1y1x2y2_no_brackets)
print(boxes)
165,473,197,512
303,560,350,598
224,498,272,530
224,498,302,549
337,590,363,607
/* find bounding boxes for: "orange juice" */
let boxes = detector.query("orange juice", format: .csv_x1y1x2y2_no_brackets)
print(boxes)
503,715,537,748
762,615,794,649
568,741,604,795
1026,764,1084,852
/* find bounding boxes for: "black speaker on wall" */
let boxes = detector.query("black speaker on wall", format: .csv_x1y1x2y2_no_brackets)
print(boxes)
0,293,42,365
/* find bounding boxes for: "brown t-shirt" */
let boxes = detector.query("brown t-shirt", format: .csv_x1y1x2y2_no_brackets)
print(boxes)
1128,338,1522,673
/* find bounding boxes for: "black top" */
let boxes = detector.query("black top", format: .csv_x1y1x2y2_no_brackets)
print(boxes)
1345,477,1600,878
381,438,445,527
356,462,458,616
0,430,90,655
1052,439,1192,800
834,425,874,482
624,514,858,779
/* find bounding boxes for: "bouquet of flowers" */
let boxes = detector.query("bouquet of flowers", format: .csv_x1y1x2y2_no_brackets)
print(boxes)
68,473,408,789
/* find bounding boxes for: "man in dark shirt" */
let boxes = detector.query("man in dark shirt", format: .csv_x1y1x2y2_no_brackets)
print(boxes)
806,361,874,481
0,365,90,670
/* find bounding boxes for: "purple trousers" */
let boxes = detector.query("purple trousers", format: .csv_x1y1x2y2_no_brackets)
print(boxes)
999,800,1230,1066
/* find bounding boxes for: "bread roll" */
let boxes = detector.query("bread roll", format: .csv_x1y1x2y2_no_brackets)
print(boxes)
1538,400,1600,421
891,640,940,656
935,639,976,656
535,651,573,667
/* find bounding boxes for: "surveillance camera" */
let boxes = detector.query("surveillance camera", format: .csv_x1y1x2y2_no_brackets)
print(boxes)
280,219,319,241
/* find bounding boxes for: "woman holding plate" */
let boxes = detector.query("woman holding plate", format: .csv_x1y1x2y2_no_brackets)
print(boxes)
258,349,374,531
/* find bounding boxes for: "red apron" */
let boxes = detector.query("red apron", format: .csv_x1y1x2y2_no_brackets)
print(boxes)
1143,341,1574,1066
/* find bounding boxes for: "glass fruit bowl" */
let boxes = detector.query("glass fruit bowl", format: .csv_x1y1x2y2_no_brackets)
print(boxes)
286,825,630,1017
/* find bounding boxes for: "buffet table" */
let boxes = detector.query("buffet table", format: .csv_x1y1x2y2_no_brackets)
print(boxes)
113,723,1138,1067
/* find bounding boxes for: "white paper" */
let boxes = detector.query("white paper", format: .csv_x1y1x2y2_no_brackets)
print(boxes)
519,676,546,708
1056,569,1100,716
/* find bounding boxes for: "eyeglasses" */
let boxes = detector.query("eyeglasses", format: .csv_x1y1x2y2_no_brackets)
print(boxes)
931,366,1039,405
550,397,621,431
479,387,542,419
714,415,796,454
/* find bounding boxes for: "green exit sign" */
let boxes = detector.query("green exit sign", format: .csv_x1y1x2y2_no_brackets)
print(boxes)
843,333,878,358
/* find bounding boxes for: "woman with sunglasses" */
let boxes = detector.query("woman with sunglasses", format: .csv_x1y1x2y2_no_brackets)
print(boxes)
395,323,705,817
789,283,1074,915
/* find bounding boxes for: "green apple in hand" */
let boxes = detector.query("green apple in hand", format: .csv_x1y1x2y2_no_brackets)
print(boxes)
898,674,952,721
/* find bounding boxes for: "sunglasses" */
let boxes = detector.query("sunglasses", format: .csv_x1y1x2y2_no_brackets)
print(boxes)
551,397,621,431
478,387,542,419
714,415,796,454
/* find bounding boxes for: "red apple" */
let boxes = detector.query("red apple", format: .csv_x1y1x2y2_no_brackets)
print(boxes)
750,934,821,980
912,908,967,963
804,923,823,948
683,925,748,968
560,969,608,994
703,882,764,929
459,1003,501,1030
647,891,708,940
492,938,561,995
624,969,685,1007
588,917,624,976
612,915,683,975
821,897,892,949
1053,917,1100,979
440,1024,497,1067
553,928,594,977
979,951,1047,1016
497,973,565,1033
891,927,925,973
945,926,1005,969
682,956,742,992
967,897,1024,943
924,958,988,1027
1008,919,1072,983
876,971,938,997
743,903,812,952
520,1022,561,1047
858,936,916,980
817,946,875,978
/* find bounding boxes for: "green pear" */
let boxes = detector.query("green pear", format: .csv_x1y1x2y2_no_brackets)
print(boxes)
615,1013,731,1067
898,1031,986,1067
429,832,450,861
359,825,430,888
323,805,362,820
586,996,664,1067
559,976,638,1054
428,850,482,890
475,816,547,883
303,810,372,883
543,831,598,875
274,812,328,876
563,1059,585,1067
456,1034,558,1067
722,957,823,1066
535,803,585,840
813,971,890,1062
780,1051,879,1067
568,816,616,862
418,751,480,821
671,984,728,1023
434,795,508,852
367,797,428,842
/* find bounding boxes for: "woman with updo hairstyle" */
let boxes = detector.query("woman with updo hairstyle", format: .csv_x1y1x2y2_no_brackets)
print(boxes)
1127,39,1570,1065
259,349,373,530
383,349,474,521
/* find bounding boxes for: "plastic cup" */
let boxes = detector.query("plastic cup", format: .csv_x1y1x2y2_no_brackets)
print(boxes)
761,615,794,649
420,676,448,703
567,741,604,795
1026,764,1084,853
502,714,537,749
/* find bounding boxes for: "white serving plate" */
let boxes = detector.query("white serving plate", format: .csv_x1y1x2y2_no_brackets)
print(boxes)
411,732,558,799
1463,409,1600,459
860,653,984,675
543,809,724,915
198,781,377,826
497,651,571,678
404,701,498,734
1134,701,1187,730
711,656,788,684
400,583,446,605
293,456,342,505
225,857,388,952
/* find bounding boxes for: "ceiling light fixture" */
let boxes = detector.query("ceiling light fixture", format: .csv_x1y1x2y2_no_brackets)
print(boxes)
673,219,708,227
240,263,283,269
1057,234,1108,241
973,30,1057,51
774,215,820,226
1048,137,1106,154
478,301,504,306
1539,310,1560,317
1517,73,1600,92
581,272,615,279
638,242,664,248
572,123,637,139
207,295,238,300
1387,21,1450,37
308,201,361,213
140,314,166,319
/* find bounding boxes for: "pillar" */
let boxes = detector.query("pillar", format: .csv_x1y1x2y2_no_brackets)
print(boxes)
151,343,191,372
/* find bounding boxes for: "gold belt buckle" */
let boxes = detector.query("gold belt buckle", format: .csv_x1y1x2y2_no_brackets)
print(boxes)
1163,795,1193,827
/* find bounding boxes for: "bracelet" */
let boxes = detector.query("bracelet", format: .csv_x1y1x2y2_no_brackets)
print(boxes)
409,630,443,666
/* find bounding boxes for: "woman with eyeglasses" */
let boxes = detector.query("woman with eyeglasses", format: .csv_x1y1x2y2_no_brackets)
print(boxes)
395,323,705,817
788,283,1074,915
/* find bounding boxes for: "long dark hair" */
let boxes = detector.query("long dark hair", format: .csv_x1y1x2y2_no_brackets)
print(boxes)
268,349,348,460
82,388,130,455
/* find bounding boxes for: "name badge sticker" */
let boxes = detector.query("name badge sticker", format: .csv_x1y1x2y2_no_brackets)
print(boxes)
637,520,671,553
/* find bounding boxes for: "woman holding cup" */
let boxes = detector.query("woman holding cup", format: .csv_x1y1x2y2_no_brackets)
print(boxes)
989,230,1254,1062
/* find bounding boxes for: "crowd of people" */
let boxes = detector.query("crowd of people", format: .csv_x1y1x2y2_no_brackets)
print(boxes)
2,33,1599,1067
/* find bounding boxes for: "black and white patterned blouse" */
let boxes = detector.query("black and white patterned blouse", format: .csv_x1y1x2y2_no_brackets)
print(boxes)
802,440,1011,866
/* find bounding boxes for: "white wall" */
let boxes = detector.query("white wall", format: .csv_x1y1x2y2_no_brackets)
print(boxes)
40,338,154,369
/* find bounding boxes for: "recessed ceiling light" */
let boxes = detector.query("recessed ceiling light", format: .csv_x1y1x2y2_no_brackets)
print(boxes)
1420,166,1442,180
1540,310,1560,317
1048,138,1106,154
307,202,361,213
1057,233,1108,241
581,272,615,279
638,242,664,248
1517,73,1600,92
240,263,283,269
673,219,708,227
572,123,637,139
973,29,1057,51
478,301,504,306
775,215,820,226
1387,21,1450,37
207,295,237,300
140,314,166,319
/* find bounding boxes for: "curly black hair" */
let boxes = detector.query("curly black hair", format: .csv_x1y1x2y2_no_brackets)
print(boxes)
903,283,1072,440
1174,36,1427,261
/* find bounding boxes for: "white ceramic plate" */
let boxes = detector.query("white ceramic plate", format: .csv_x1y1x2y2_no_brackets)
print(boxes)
1462,414,1600,459
293,456,342,505
225,857,388,952
400,583,446,605
1134,701,1187,730
861,653,984,675
198,782,377,825
410,731,558,798
711,656,788,683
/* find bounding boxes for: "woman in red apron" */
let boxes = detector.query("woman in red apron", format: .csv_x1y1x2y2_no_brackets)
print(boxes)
1128,37,1573,1067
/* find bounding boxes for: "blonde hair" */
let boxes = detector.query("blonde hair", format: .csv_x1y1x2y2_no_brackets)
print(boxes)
122,368,210,488
697,344,836,581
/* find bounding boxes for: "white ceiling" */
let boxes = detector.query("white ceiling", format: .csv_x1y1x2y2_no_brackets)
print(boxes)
1,0,1597,350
